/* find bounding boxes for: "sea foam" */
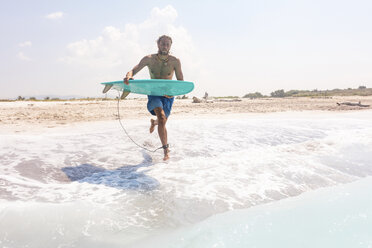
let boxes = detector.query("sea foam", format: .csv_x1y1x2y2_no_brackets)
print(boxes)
1,111,371,247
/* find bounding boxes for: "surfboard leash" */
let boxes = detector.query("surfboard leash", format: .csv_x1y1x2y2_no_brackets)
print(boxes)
116,91,167,153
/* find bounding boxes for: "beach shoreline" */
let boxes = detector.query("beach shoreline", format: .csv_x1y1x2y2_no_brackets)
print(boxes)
1,96,372,134
1,98,372,247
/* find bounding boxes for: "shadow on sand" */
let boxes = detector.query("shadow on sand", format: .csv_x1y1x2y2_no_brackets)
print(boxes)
61,151,159,191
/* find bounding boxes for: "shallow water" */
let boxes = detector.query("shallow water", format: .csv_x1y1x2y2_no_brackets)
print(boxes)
1,111,372,247
135,177,372,248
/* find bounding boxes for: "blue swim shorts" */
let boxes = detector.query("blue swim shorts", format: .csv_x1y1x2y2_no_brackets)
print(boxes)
147,95,175,118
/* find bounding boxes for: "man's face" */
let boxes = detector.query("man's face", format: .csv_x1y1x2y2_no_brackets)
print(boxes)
157,39,172,55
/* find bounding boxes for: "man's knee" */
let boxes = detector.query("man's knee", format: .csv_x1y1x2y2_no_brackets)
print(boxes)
154,107,167,125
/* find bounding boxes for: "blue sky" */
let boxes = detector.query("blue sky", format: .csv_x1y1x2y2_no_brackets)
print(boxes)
1,0,372,99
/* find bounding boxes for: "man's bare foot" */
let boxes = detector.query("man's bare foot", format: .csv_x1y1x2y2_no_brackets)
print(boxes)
163,148,170,161
150,119,156,133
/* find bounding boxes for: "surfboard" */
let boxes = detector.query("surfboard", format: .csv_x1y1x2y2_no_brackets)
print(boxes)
101,79,194,98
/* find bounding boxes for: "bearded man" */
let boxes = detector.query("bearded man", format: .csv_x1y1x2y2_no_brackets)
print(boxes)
124,35,184,161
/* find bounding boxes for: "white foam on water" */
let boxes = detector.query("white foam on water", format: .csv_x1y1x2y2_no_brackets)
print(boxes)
1,111,372,247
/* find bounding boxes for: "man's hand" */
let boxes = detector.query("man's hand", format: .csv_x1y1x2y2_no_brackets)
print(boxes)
123,57,149,85
164,95,174,98
123,77,133,85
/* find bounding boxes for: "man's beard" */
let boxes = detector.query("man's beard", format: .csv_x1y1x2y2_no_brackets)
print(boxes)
158,50,169,55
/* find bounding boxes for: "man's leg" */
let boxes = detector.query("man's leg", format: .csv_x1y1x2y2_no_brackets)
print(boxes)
149,119,158,133
153,107,169,160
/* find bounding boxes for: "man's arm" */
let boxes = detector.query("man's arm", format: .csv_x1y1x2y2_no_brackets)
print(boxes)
124,56,150,85
164,58,184,98
174,58,184,81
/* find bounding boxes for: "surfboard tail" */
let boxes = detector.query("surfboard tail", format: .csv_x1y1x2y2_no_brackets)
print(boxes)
121,90,130,99
102,83,130,99
102,84,113,93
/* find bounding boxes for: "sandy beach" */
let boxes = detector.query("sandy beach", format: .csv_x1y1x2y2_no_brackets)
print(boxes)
1,96,372,133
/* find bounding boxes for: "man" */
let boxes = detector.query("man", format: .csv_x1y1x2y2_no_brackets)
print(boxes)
123,35,184,161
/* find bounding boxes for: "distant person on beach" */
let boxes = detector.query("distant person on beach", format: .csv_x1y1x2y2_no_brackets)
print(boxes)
204,92,208,100
123,35,184,161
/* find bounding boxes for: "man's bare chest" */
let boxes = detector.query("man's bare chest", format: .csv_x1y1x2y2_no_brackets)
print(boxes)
148,61,175,78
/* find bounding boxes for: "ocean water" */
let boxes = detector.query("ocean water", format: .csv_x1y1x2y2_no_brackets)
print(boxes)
135,177,372,248
0,111,372,247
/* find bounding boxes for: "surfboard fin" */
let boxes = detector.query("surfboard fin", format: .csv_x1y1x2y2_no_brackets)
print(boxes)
102,84,113,93
121,90,130,99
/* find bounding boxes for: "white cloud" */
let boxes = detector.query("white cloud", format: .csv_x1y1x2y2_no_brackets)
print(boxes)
19,41,32,47
61,5,204,85
150,5,178,22
45,12,64,20
17,52,31,61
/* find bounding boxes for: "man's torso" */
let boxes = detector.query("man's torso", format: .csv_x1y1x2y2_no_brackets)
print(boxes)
146,54,177,79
